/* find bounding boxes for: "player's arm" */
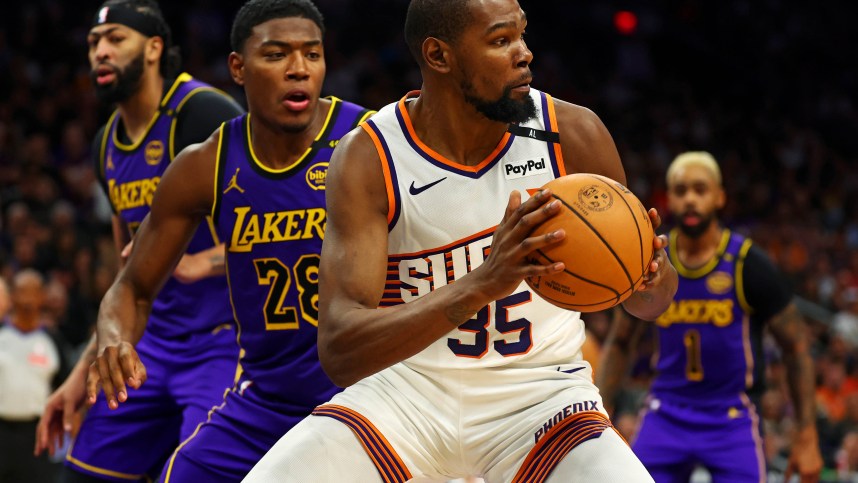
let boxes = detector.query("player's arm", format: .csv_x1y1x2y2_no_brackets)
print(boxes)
36,128,133,455
595,308,646,416
87,131,220,409
169,242,226,282
553,100,677,320
744,247,822,481
318,128,566,387
158,89,242,282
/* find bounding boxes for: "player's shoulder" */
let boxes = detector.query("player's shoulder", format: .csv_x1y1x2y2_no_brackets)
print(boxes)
171,125,223,168
550,96,606,140
327,96,376,125
331,121,377,165
548,94,623,180
178,87,243,117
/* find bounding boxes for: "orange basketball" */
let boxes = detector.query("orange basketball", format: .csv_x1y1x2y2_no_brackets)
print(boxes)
526,173,655,312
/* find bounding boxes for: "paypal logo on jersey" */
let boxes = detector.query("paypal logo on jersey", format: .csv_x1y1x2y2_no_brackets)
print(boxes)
503,157,549,180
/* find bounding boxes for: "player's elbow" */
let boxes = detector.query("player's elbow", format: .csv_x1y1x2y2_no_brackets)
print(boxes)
317,328,362,388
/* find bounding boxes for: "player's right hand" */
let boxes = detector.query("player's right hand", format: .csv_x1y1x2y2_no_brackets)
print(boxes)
86,342,147,410
34,371,87,457
473,189,566,301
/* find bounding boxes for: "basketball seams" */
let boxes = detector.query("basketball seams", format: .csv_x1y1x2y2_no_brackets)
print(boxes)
530,250,637,311
533,249,621,298
551,188,635,288
587,174,647,279
525,173,652,312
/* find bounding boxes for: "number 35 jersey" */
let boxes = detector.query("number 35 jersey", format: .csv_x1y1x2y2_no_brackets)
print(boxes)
364,89,585,372
212,99,373,402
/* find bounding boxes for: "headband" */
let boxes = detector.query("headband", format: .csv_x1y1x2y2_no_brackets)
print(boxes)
91,4,168,40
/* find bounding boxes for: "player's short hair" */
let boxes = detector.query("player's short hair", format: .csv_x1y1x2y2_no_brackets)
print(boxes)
404,0,473,64
93,0,181,78
666,151,722,187
230,0,325,53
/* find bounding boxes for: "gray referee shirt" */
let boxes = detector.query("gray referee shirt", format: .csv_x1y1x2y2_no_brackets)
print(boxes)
0,322,60,421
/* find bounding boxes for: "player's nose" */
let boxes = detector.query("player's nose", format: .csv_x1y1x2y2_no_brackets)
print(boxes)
285,54,309,80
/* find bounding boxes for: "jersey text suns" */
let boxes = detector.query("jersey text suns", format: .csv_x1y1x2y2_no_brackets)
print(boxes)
385,229,493,305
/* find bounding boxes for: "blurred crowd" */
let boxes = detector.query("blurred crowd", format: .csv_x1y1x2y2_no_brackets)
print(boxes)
1,0,856,481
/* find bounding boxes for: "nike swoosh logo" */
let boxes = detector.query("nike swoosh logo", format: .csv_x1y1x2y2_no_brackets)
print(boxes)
409,177,447,195
558,366,585,374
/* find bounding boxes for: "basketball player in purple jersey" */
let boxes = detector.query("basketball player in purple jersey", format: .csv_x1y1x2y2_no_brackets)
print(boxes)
34,1,244,482
599,151,822,482
83,0,373,480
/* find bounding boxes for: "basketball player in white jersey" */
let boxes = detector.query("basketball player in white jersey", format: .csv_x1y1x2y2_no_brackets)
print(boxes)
245,0,678,481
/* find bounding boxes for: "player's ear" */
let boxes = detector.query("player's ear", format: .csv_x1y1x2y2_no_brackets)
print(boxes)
228,52,245,86
422,37,451,74
716,186,726,210
146,36,163,66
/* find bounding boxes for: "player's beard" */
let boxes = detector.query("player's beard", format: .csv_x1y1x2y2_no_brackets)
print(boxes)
461,78,537,124
91,52,146,104
677,211,716,238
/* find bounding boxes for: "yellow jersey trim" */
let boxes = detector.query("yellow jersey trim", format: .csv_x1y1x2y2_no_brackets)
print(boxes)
245,97,339,174
99,112,117,180
168,86,232,160
205,216,221,245
735,238,754,314
669,228,732,279
211,123,225,220
111,74,192,152
66,452,145,480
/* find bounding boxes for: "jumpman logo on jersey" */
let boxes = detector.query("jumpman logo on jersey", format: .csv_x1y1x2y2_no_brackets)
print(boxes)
106,152,115,171
223,168,245,194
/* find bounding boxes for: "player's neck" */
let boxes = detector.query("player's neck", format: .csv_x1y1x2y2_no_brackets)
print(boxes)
409,88,509,167
676,224,723,269
117,73,165,144
248,98,330,169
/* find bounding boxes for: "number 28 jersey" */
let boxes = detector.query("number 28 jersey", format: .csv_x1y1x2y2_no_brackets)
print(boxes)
212,98,373,401
364,89,585,372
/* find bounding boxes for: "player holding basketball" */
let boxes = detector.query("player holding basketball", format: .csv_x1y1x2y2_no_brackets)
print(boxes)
83,0,374,480
598,151,822,482
244,0,677,481
34,1,244,481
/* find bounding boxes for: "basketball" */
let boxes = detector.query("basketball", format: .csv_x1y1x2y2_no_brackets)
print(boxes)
526,173,655,312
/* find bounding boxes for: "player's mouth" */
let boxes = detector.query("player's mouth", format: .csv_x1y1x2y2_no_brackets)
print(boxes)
510,73,533,94
511,79,532,94
682,212,702,226
282,90,311,112
94,65,117,85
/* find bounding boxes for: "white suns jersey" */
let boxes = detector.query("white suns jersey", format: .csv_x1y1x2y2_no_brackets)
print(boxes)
361,89,586,371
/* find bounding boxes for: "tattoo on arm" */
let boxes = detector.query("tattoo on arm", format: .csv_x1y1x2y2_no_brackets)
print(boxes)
445,303,478,326
210,254,225,271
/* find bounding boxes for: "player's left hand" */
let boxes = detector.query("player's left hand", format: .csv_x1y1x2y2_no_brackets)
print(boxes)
785,427,822,483
86,341,148,410
635,208,673,292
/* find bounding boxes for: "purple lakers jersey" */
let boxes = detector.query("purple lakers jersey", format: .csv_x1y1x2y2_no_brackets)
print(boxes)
212,98,373,400
651,229,761,404
97,73,234,340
